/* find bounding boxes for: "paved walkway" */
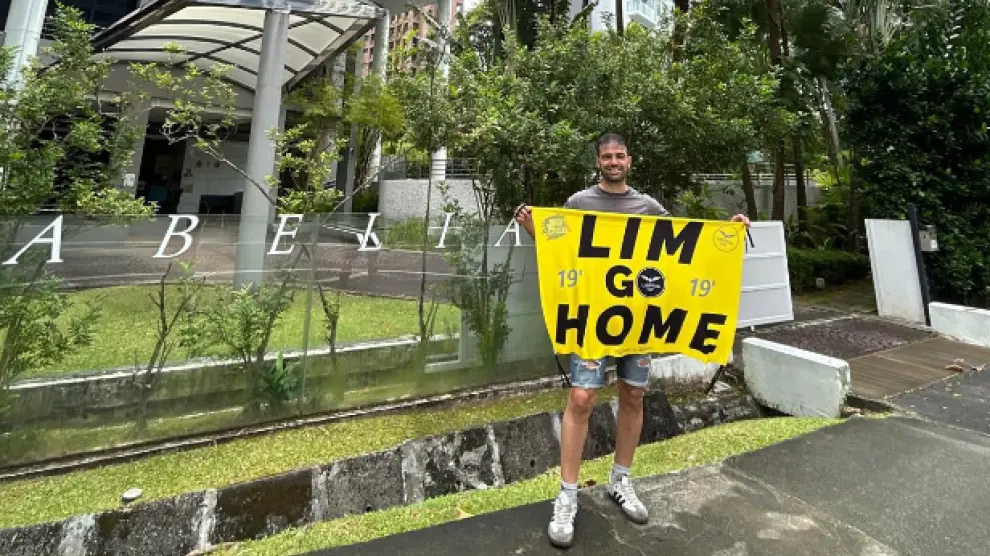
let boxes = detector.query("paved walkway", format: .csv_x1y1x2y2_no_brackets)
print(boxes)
310,409,990,556
892,361,990,434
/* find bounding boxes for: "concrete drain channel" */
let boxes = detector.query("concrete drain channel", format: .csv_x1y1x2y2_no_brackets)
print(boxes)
0,389,765,556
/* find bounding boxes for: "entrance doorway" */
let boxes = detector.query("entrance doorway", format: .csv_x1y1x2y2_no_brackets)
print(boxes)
136,137,186,214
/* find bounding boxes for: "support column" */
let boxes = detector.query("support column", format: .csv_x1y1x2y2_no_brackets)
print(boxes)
368,10,390,186
326,54,346,187
341,45,363,213
430,0,452,183
234,8,289,290
269,104,288,224
3,0,48,89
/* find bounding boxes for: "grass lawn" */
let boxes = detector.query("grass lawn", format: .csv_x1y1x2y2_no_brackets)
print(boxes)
0,386,621,529
217,416,842,555
29,285,460,378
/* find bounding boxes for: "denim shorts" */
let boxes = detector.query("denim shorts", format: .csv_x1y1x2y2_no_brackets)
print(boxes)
568,353,654,389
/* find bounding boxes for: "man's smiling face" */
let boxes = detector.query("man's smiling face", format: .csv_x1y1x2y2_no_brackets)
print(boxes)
596,141,630,185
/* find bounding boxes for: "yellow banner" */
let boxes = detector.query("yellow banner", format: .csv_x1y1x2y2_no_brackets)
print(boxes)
531,207,746,365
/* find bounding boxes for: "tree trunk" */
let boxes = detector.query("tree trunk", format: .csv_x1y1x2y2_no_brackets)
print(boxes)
741,162,759,220
136,386,150,435
816,76,841,172
615,0,625,35
847,150,861,251
765,0,786,221
793,137,808,230
672,0,691,61
771,142,787,221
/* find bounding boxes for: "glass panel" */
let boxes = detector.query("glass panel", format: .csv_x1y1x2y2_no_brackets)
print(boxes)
0,208,556,469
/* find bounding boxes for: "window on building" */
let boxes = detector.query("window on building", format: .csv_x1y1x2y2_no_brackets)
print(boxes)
46,0,141,30
0,0,140,32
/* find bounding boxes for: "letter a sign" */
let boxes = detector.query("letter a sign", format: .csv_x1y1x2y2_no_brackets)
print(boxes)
531,207,746,365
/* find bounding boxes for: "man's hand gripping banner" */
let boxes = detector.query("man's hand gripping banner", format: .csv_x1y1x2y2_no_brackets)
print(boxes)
531,207,746,365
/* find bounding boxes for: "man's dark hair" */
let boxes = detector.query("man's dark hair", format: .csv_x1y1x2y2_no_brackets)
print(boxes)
596,132,628,156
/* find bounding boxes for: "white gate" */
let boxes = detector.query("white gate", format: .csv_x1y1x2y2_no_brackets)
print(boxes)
737,221,795,329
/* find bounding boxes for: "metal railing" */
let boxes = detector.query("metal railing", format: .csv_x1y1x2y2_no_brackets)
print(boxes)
381,156,484,180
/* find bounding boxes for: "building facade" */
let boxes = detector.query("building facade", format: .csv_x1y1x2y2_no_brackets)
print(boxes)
360,0,468,76
568,0,673,32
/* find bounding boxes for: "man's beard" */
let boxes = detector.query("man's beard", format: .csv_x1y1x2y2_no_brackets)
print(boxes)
602,167,627,184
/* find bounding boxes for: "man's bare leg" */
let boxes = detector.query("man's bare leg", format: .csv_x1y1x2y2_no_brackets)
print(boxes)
548,385,598,548
604,357,651,524
613,380,645,470
560,387,597,484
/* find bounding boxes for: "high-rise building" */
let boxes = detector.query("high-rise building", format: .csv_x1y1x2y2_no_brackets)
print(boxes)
568,0,673,33
356,0,672,75
360,0,480,76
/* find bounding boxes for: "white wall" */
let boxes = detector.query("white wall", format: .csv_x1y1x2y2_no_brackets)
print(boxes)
865,219,926,324
380,179,479,221
176,140,250,213
744,338,851,418
688,176,823,221
382,176,821,226
930,303,990,348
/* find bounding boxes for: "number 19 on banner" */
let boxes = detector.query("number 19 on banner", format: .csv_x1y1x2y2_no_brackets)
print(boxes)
690,278,715,297
558,269,583,288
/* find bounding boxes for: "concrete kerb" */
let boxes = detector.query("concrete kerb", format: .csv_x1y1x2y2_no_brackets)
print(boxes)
742,338,852,418
0,391,763,556
6,335,458,428
929,302,990,348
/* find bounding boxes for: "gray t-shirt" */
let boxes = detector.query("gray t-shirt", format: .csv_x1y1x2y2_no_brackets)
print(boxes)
563,185,670,217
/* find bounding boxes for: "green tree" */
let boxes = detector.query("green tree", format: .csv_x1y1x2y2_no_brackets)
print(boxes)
389,4,780,368
0,5,155,424
844,0,990,304
346,75,406,191
431,6,781,216
709,0,913,238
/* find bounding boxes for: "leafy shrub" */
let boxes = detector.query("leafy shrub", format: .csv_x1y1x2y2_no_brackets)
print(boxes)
787,248,871,294
844,0,990,303
352,189,379,213
675,183,729,220
261,352,300,410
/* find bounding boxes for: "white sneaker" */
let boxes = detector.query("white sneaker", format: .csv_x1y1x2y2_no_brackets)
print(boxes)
547,491,577,548
606,476,649,524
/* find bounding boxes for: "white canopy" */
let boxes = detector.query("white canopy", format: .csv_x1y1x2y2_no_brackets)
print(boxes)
91,0,385,93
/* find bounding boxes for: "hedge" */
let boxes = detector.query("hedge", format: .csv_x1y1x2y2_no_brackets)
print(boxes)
787,248,871,294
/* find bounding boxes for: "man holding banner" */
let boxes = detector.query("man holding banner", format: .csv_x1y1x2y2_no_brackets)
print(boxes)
515,132,750,548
